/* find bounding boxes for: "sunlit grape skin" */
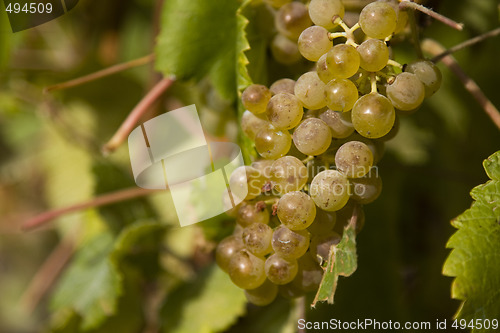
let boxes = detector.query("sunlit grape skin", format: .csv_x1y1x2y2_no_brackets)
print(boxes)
335,141,374,178
293,118,332,156
272,226,310,259
241,110,268,140
294,72,327,110
319,109,355,139
241,84,271,115
270,78,296,95
386,72,425,111
271,156,308,193
277,191,317,230
244,279,278,306
229,166,265,201
310,170,350,212
308,0,345,30
298,26,332,62
275,2,312,41
228,249,267,290
255,125,292,159
351,92,395,139
357,38,389,72
266,93,303,130
405,60,442,97
359,2,397,39
324,78,359,112
316,53,335,84
242,223,273,256
236,202,270,227
326,44,360,79
265,254,299,285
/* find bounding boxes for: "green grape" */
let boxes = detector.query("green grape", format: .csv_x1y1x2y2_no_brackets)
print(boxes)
350,170,382,204
316,53,335,84
244,279,278,306
230,166,266,201
255,124,292,159
277,191,317,230
379,115,399,141
405,60,442,97
237,202,270,227
251,159,275,180
228,249,267,290
241,110,269,140
310,231,342,263
386,72,425,111
293,252,323,292
264,0,291,8
242,222,273,256
359,2,397,39
298,26,332,61
308,0,345,30
319,109,355,139
310,170,350,211
333,200,365,235
335,141,373,178
265,254,299,285
294,72,327,110
388,1,409,33
242,84,272,115
271,34,302,65
275,2,312,41
272,225,310,259
270,78,296,95
326,44,360,79
216,235,244,273
292,118,332,156
324,78,359,112
357,38,389,72
266,93,304,130
344,133,385,165
351,92,395,138
308,208,336,235
271,156,308,193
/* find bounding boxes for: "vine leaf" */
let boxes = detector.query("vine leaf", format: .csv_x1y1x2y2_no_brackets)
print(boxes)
155,0,240,101
443,151,500,328
312,216,358,306
160,266,247,333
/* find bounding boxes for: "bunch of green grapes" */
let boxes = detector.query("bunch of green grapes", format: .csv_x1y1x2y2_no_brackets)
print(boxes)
217,0,442,306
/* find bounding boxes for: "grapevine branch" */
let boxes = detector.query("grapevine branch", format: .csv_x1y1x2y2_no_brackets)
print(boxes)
422,39,500,131
22,187,158,231
399,0,464,31
102,77,175,154
44,54,155,93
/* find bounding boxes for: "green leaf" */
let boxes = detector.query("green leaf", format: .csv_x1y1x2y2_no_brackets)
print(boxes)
312,216,358,306
443,150,500,329
161,265,247,333
155,0,240,100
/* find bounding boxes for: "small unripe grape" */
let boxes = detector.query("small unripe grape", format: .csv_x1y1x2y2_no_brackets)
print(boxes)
228,249,267,290
275,2,312,41
293,118,332,156
272,226,310,259
324,78,359,112
271,156,308,193
298,26,332,61
319,109,355,139
244,279,278,306
294,72,327,110
335,141,374,178
216,236,244,272
266,93,303,130
350,170,382,204
310,170,350,211
270,78,296,95
277,191,317,230
308,208,336,235
359,2,397,39
386,72,425,111
241,110,268,140
255,124,292,159
265,254,299,285
242,84,272,115
242,223,273,256
316,53,335,84
357,38,389,72
326,44,360,79
271,34,302,65
310,231,342,263
351,92,395,138
308,0,345,30
236,202,270,227
405,60,442,97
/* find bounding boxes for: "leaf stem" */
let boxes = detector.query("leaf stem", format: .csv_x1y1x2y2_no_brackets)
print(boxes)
44,54,155,93
422,39,500,131
102,77,175,154
22,187,158,231
399,0,464,31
